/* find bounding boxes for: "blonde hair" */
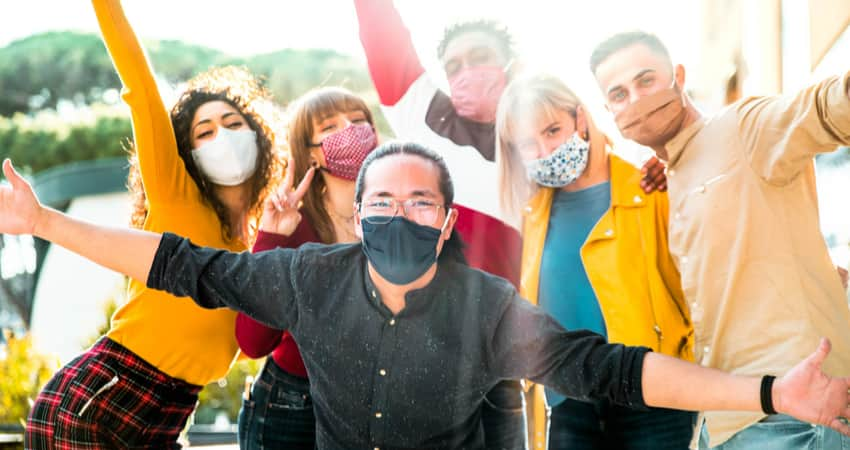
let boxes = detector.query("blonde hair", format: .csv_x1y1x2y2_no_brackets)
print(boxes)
495,74,604,217
286,87,375,244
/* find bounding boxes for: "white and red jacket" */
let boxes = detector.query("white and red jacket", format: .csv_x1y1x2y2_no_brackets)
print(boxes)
355,0,521,287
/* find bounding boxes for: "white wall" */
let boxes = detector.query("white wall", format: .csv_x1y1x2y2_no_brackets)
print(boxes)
29,192,130,364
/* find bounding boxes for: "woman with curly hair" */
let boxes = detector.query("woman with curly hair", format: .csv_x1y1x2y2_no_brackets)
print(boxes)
24,1,282,448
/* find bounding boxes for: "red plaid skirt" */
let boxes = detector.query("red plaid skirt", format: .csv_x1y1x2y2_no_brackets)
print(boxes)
26,337,202,449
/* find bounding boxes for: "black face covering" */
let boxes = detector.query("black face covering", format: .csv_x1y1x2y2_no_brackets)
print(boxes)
361,215,446,285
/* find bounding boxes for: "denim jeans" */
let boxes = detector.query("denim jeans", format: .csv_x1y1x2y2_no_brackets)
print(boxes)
699,414,850,450
237,359,315,450
548,397,696,450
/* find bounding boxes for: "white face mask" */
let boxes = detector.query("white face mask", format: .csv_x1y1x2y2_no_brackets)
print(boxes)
191,127,259,186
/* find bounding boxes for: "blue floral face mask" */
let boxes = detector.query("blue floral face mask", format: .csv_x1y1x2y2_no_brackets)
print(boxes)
523,132,590,188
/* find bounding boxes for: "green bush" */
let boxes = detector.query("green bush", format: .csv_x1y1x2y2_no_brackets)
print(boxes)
0,331,58,425
194,358,262,425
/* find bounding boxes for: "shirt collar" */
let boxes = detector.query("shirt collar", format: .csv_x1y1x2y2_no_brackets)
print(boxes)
665,117,706,167
361,257,447,318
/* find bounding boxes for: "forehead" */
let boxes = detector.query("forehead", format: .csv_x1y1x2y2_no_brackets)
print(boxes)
441,30,507,62
594,43,672,91
510,105,574,141
362,154,442,198
192,100,241,125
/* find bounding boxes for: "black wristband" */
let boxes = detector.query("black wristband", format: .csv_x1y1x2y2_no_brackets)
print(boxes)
760,375,778,415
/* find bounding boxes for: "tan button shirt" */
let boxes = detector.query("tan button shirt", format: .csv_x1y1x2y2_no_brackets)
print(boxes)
664,72,850,447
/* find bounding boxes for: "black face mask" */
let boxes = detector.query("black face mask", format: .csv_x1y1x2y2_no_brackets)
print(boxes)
361,215,449,285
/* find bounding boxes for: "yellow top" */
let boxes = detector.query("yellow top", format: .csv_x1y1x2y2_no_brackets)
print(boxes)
94,0,245,386
521,154,693,449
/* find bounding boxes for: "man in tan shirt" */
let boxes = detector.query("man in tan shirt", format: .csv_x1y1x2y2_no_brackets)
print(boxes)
589,31,850,449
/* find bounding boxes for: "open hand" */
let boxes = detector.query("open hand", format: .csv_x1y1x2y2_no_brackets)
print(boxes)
0,159,44,236
774,338,850,436
259,158,315,236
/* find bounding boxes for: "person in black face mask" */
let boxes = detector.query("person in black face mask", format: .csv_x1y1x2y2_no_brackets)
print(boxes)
1,144,850,450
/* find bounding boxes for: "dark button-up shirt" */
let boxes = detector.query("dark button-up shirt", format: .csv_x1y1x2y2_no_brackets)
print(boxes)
148,233,649,449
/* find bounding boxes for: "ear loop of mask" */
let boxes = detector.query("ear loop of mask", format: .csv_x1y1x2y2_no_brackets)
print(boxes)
439,208,453,234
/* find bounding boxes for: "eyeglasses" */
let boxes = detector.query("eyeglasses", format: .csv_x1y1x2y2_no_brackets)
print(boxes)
357,198,446,226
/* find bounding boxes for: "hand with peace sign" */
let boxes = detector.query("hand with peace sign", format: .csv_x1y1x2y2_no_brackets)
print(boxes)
260,158,316,236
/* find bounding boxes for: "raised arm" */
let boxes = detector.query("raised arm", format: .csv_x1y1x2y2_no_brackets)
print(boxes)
489,289,850,434
739,71,850,184
92,0,191,202
353,0,425,106
0,159,298,329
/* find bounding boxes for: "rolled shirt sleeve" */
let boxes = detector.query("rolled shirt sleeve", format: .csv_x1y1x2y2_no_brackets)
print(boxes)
738,71,850,184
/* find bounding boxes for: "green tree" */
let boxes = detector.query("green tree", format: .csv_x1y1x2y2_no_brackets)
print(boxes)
0,109,131,177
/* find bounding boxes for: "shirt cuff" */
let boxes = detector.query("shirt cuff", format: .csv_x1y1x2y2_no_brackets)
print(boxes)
623,347,652,410
823,71,850,141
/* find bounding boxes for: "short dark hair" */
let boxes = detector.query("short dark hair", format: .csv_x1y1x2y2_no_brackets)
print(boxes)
437,19,515,60
589,31,672,74
354,141,466,264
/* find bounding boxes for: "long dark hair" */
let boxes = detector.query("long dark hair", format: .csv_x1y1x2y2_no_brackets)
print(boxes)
354,141,467,264
286,87,375,244
128,66,283,243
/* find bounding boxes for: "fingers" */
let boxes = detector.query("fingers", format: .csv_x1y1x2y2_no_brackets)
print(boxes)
282,156,295,192
290,167,316,205
808,338,832,369
269,191,285,212
640,156,667,193
2,159,25,189
828,417,850,437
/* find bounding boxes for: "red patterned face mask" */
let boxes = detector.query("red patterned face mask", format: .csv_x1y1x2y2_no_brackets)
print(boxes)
448,65,508,124
316,123,378,180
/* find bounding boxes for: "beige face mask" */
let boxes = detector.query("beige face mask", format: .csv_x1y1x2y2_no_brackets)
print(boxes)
614,84,687,149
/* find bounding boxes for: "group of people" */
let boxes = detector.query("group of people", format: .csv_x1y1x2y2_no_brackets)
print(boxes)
5,0,850,449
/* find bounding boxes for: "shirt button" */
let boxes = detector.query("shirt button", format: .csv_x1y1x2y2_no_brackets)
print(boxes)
681,256,689,265
698,185,706,194
703,346,711,354
371,290,377,298
633,195,642,204
379,369,387,376
674,212,681,220
669,169,676,176
692,302,698,309
604,229,614,237
375,412,383,418
389,319,396,326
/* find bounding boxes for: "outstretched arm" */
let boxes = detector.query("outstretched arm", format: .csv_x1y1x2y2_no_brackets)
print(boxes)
490,291,850,435
0,159,159,283
740,71,850,184
0,159,299,329
642,338,850,434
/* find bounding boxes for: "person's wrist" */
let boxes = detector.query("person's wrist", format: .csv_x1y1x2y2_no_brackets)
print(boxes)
761,375,779,415
31,204,48,237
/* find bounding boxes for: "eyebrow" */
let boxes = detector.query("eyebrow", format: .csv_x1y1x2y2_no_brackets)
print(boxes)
367,189,437,199
192,111,240,133
540,120,560,135
606,69,655,96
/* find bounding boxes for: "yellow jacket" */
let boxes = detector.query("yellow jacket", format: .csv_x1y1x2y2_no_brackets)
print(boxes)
523,154,693,449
